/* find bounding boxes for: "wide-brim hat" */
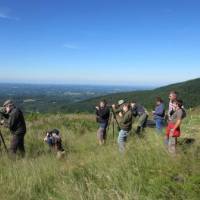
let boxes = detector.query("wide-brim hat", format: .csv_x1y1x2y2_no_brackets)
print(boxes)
118,99,125,106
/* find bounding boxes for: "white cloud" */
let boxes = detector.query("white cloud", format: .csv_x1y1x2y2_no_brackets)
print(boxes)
63,44,80,50
0,7,19,20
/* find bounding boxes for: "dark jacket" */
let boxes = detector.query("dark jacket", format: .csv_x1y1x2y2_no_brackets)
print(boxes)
96,107,110,124
8,107,26,135
132,104,146,117
120,110,132,131
154,103,165,120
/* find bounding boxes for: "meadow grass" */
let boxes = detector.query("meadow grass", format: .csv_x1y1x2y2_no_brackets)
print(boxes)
0,112,200,200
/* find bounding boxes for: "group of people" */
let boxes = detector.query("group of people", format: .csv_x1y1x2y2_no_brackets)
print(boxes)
0,100,64,158
95,91,186,153
0,90,186,157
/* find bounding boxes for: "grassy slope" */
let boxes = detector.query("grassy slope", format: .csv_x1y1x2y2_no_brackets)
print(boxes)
0,110,200,200
63,78,200,113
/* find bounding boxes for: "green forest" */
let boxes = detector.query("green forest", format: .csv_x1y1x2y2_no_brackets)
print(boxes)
63,78,200,113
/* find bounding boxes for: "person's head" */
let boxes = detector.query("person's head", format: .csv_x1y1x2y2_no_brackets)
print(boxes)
99,99,107,108
173,99,183,110
118,99,125,106
122,103,130,112
131,100,137,108
3,100,15,113
169,91,178,101
52,129,60,135
156,97,163,105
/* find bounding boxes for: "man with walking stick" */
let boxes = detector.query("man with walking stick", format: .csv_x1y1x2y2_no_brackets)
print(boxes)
2,100,26,158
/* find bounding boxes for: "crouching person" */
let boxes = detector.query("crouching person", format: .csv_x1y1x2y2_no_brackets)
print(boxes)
44,129,64,154
118,103,132,153
131,100,148,135
3,100,26,158
165,99,186,154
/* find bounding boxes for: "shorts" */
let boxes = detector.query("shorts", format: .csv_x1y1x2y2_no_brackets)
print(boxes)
166,122,181,137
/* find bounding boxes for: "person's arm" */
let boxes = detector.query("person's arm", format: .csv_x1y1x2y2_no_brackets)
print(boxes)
170,119,181,136
120,112,131,124
154,105,164,116
95,108,99,116
8,109,19,131
173,119,182,130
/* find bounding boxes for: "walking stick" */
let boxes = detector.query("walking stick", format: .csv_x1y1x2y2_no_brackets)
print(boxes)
0,130,8,153
112,119,115,139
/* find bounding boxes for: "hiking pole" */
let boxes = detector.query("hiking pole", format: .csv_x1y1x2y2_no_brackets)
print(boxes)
107,110,112,132
0,130,8,153
112,118,115,139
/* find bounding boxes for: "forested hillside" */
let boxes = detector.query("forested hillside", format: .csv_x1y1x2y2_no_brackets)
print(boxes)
63,78,200,113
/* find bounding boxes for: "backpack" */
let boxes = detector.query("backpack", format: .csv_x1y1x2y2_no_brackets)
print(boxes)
181,108,187,119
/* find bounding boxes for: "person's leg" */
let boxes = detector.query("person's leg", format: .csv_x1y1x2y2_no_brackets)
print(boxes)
155,119,163,133
168,136,176,154
97,125,104,145
117,130,128,153
18,134,25,157
165,123,171,146
102,128,107,144
142,114,148,129
137,113,147,134
102,122,108,144
10,134,18,155
135,126,141,134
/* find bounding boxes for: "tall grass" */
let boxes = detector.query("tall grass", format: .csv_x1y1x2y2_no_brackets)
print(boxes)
0,112,200,200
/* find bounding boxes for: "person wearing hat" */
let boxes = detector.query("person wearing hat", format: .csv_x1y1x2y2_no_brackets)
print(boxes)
111,100,125,131
3,100,26,157
0,106,9,126
117,102,132,152
112,99,125,114
131,100,148,135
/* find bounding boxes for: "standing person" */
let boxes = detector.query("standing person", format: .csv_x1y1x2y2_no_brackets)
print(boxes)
166,99,185,154
152,97,165,133
3,100,26,157
168,91,178,120
118,103,132,152
112,99,125,114
96,100,110,145
130,100,148,135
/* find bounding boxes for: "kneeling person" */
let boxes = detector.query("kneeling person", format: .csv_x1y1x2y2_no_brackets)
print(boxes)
131,100,148,135
44,129,64,152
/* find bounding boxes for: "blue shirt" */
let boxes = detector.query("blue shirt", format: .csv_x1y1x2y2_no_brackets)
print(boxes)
154,103,165,120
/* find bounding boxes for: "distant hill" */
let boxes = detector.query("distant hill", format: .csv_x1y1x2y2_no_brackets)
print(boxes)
63,78,200,113
0,84,141,113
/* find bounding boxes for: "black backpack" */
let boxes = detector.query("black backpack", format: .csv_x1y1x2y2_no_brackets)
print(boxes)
181,108,187,119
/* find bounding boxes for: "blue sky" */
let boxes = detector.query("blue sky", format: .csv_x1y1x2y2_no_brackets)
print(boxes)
0,0,200,86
